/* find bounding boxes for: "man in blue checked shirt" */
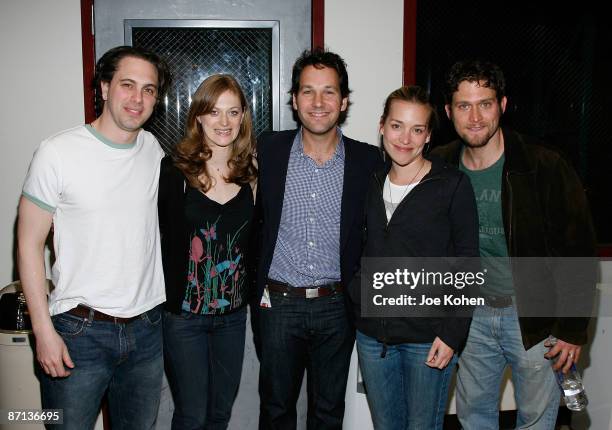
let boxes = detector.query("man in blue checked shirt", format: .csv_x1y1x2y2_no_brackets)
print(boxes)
254,48,383,430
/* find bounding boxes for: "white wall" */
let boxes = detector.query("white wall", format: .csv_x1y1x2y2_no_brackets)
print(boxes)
575,265,612,430
325,0,404,147
0,0,84,286
324,1,404,428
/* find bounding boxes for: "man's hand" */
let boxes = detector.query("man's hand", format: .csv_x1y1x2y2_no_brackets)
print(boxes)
425,336,454,369
17,196,74,377
35,326,74,377
544,338,581,373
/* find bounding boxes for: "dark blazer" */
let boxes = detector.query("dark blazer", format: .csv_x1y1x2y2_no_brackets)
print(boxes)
431,127,598,349
255,129,383,299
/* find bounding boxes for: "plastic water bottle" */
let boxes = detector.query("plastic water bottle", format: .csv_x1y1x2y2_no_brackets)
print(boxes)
556,363,588,411
548,336,588,411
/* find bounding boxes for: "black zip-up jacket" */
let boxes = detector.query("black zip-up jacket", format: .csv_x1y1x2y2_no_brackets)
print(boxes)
431,128,598,349
348,157,479,352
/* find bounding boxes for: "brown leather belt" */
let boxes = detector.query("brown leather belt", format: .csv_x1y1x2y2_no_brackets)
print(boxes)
266,280,343,299
483,295,513,308
67,304,140,323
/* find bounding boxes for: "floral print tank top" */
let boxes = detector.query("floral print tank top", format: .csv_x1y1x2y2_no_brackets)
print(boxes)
182,184,254,315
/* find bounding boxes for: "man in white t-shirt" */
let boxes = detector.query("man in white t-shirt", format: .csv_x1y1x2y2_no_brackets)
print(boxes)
17,46,171,430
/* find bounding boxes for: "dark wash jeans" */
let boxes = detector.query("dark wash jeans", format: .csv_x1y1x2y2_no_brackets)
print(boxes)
39,305,163,430
258,291,355,430
163,307,247,430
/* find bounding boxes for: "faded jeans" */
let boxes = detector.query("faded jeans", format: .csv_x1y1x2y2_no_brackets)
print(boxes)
456,304,560,429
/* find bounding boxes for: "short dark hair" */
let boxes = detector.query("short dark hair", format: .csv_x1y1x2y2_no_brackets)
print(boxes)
289,48,351,124
289,48,350,99
444,59,506,104
93,45,172,113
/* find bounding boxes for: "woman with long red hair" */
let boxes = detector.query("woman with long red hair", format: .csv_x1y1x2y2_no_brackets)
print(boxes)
158,74,257,429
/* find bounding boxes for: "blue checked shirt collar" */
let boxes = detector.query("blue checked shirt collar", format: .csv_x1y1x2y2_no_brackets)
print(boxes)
290,127,346,165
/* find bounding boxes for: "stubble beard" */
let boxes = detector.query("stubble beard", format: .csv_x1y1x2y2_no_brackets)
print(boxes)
462,137,490,149
459,126,498,149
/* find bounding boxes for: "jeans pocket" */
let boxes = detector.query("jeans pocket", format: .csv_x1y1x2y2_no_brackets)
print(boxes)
327,291,344,303
269,291,293,307
52,313,87,337
142,305,162,326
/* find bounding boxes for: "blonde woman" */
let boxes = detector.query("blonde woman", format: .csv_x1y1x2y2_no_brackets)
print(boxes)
348,85,478,429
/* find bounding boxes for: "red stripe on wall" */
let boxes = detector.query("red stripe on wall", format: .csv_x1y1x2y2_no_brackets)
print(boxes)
81,0,96,123
312,0,325,50
403,0,417,85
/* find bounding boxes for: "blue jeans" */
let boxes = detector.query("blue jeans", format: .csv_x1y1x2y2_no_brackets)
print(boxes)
39,305,163,430
456,304,560,429
163,307,247,430
356,330,456,430
258,291,354,430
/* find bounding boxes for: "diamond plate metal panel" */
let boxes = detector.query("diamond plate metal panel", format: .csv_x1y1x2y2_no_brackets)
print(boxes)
130,26,273,153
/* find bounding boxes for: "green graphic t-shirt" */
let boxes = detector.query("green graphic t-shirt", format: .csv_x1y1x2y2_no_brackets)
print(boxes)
460,152,514,296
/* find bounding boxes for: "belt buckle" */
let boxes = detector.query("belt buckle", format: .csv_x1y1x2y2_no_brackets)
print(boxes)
305,288,319,299
485,295,512,308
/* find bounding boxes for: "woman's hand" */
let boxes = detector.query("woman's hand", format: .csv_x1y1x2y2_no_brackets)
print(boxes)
425,337,454,369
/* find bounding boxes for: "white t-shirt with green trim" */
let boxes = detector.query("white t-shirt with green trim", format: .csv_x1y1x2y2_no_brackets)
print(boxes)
22,125,166,317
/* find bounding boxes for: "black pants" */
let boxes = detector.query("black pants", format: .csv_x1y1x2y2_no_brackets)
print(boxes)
258,292,355,430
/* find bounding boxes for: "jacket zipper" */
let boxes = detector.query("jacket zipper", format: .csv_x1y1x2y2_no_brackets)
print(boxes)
505,170,513,252
373,169,443,354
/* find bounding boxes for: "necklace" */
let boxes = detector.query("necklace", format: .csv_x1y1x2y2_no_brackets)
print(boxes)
387,159,425,209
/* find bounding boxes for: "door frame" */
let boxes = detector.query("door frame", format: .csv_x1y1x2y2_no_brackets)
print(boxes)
80,0,418,122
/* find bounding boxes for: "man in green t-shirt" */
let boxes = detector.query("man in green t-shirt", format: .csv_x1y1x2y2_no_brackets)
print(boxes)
432,60,596,430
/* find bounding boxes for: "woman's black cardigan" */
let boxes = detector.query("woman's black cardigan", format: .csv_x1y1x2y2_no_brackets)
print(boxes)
347,156,479,352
